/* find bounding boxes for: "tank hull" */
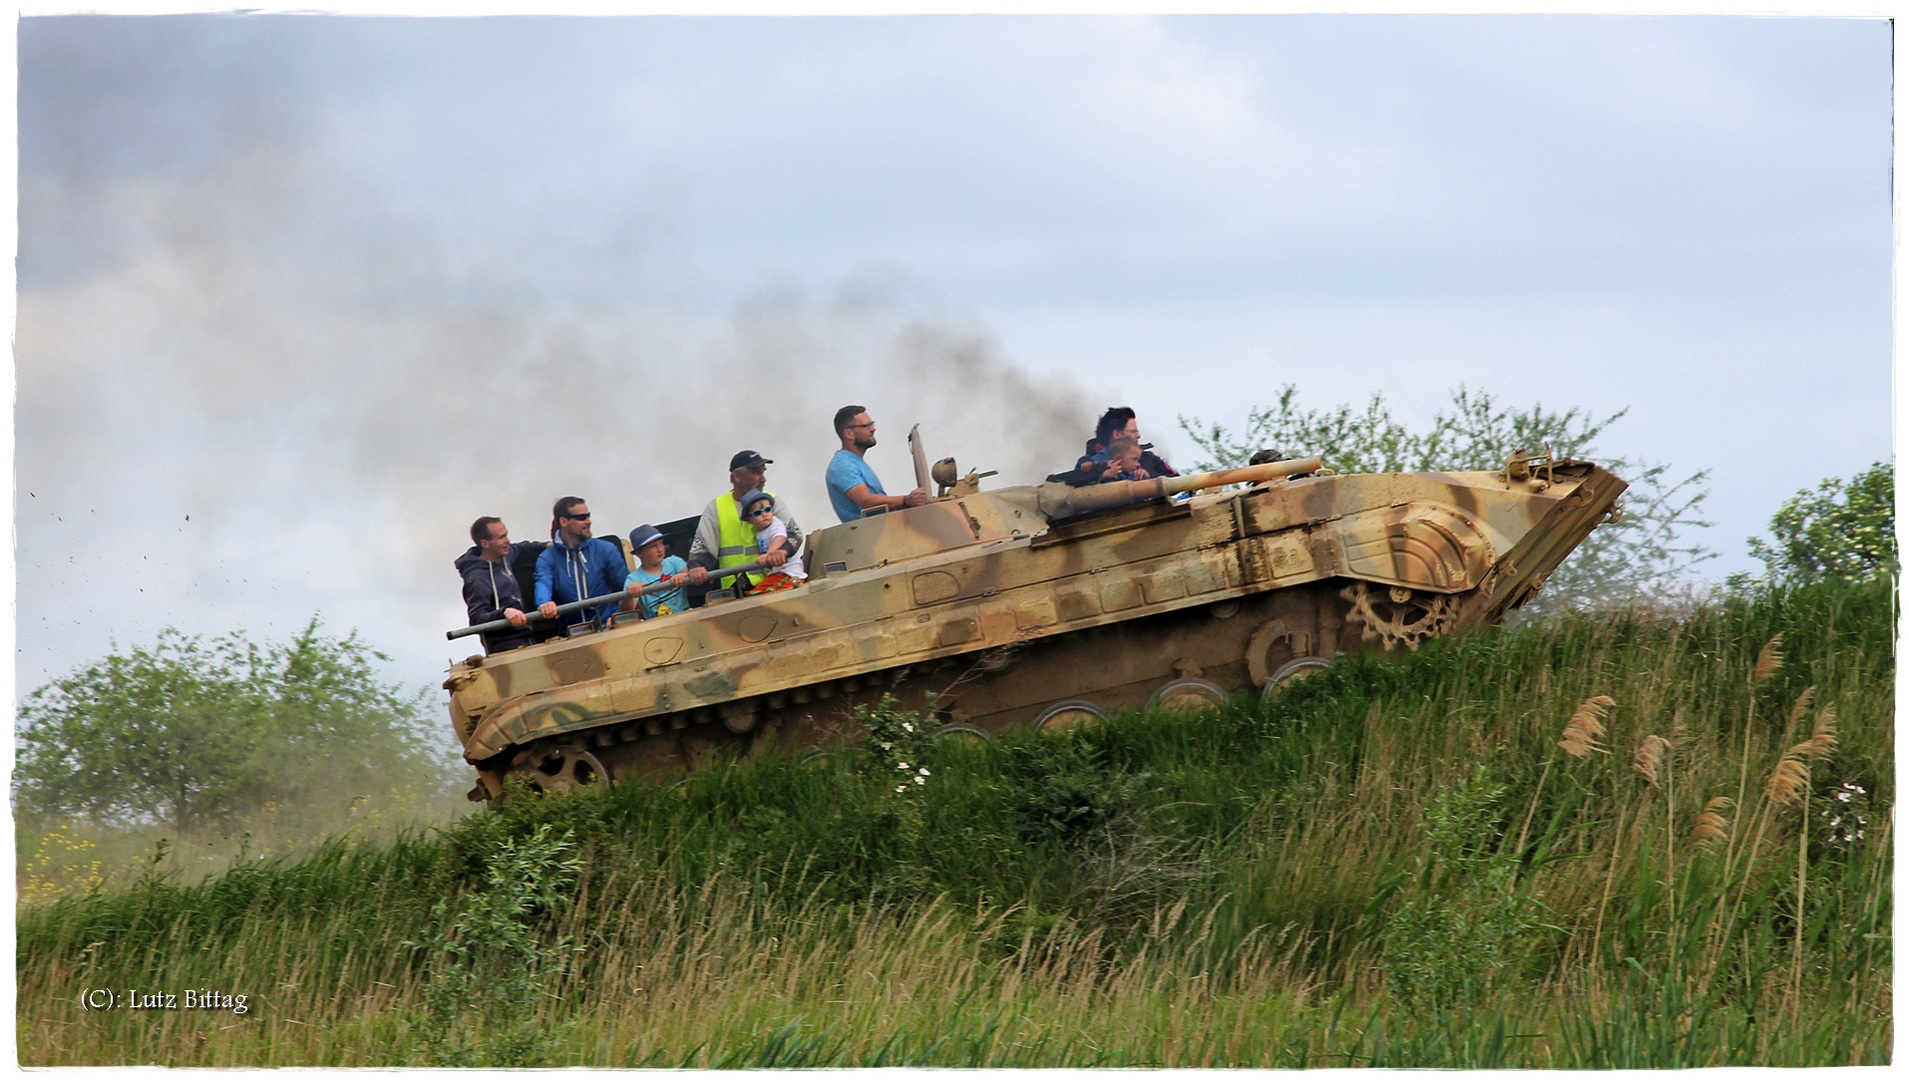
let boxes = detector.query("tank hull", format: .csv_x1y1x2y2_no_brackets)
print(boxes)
443,461,1625,798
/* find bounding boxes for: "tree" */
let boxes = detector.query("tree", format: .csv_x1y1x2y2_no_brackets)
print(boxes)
14,619,453,832
1742,461,1895,587
1179,385,1713,611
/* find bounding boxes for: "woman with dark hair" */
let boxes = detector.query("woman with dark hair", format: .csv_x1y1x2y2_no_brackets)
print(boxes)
1081,407,1178,478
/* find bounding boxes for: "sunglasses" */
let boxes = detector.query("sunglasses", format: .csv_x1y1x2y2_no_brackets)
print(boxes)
564,512,591,521
746,506,775,517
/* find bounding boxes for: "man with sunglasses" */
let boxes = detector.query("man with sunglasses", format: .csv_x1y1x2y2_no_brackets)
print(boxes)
534,495,634,632
826,405,927,523
686,449,804,595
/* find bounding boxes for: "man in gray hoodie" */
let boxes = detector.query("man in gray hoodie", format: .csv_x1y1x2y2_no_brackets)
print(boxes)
456,516,546,653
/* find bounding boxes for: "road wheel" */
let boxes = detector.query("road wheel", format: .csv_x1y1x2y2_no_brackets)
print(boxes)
528,743,611,794
1150,678,1229,713
1263,657,1333,698
1034,701,1107,733
935,724,995,746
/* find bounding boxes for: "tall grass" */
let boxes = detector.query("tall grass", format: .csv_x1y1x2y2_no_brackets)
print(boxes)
17,579,1892,1066
15,778,469,903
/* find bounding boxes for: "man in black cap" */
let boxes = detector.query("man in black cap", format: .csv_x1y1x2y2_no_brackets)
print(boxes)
686,449,803,592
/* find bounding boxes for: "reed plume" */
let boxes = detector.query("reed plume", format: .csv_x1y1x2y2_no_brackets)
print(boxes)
1800,706,1837,760
1668,708,1690,749
1787,686,1815,727
1753,634,1784,687
1692,797,1732,848
1632,734,1670,787
1771,706,1832,1022
1558,695,1613,758
1715,660,1798,933
1515,693,1616,854
1765,758,1809,805
1766,705,1837,805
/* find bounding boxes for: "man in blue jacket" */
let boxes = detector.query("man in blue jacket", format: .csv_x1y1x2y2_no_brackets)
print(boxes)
535,496,633,632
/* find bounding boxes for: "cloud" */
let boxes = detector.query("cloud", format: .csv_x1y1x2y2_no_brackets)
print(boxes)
15,12,1889,693
16,81,1097,689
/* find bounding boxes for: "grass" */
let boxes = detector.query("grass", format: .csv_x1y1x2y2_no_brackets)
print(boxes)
16,577,1893,1066
14,781,470,903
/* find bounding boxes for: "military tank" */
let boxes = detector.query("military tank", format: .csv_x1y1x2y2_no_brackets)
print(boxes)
443,446,1625,799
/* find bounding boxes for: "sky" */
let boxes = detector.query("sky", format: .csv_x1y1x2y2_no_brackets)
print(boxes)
13,13,1895,703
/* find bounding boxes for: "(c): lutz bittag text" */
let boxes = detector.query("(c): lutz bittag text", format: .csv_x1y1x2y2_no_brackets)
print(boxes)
80,989,250,1014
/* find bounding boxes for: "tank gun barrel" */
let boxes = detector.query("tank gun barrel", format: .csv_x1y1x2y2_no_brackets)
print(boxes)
1038,456,1324,521
448,559,771,641
1161,458,1324,495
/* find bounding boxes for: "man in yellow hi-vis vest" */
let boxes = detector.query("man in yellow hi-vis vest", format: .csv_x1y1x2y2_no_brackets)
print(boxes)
687,450,804,592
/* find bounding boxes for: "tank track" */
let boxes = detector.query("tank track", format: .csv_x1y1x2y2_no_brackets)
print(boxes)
476,577,1438,798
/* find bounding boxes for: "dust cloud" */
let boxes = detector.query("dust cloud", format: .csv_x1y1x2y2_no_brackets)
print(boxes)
15,25,1102,694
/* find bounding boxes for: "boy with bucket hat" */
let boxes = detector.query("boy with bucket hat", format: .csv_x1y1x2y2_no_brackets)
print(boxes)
624,523,692,618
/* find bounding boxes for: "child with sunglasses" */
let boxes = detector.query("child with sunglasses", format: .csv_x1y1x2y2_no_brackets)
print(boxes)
739,489,806,594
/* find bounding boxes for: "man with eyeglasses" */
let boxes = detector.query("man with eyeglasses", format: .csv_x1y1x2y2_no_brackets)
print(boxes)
687,450,804,594
534,496,634,633
826,405,927,523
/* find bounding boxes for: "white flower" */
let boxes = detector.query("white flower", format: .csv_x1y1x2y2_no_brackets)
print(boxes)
918,768,930,776
902,722,914,732
897,762,910,770
913,776,926,785
880,742,893,750
896,785,908,793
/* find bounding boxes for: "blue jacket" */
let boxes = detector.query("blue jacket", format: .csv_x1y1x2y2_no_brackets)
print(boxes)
535,535,628,631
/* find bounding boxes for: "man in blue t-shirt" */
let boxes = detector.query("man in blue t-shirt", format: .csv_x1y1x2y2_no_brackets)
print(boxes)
825,405,928,523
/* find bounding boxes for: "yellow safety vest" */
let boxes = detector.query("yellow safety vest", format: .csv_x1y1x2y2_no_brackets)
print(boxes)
715,491,772,589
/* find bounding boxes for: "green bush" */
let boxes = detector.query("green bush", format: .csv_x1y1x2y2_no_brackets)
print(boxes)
409,823,583,1066
1381,768,1540,1007
1742,460,1895,587
14,618,453,833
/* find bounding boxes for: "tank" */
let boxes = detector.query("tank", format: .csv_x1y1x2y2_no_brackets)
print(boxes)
443,449,1626,799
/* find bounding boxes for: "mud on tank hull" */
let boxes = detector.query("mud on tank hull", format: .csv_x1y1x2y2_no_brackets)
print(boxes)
444,460,1625,799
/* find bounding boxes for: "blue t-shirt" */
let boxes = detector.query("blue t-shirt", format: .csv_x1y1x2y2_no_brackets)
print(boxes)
627,555,690,618
826,448,887,523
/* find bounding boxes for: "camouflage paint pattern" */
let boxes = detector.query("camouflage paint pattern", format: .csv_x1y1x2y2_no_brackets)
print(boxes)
445,457,1624,798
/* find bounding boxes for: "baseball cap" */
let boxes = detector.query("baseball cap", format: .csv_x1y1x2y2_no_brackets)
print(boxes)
628,524,665,550
729,450,773,471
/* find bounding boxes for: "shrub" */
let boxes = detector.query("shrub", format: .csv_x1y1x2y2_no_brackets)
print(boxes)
1741,461,1895,587
1381,768,1540,1007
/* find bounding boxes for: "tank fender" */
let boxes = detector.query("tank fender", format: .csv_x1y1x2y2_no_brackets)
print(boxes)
466,680,624,761
1327,505,1494,594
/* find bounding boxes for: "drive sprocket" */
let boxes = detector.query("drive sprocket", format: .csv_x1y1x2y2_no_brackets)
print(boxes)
1341,582,1458,651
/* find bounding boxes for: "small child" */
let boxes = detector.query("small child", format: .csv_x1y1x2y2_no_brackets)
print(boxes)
624,524,691,618
1097,437,1150,483
739,489,806,594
